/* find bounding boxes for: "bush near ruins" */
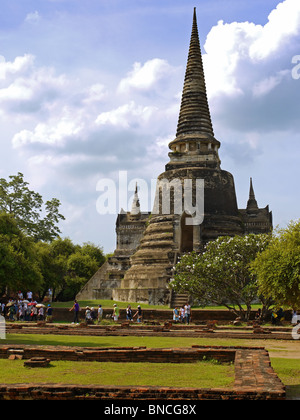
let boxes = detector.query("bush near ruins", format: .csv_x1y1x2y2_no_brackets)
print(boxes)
251,220,300,310
171,234,271,320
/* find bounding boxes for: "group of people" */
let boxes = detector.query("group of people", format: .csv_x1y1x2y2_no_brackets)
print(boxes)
84,305,104,324
173,303,191,324
125,304,142,323
69,301,143,324
0,298,53,322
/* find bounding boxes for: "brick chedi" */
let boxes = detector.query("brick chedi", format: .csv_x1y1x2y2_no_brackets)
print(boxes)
77,8,272,305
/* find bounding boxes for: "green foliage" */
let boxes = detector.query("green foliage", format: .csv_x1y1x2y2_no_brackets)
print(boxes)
0,213,105,300
36,238,105,301
0,172,65,242
251,220,300,309
172,234,270,320
0,213,43,294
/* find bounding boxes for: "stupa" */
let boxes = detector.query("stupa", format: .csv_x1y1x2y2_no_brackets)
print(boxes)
77,8,272,305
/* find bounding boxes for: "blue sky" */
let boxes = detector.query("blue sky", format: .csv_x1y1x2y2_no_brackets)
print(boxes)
0,0,299,253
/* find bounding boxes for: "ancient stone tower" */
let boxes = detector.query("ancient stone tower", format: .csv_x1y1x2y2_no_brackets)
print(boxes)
77,8,272,305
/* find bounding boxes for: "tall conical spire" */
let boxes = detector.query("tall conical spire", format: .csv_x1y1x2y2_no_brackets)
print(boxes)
167,8,220,170
130,182,141,216
176,8,214,139
246,178,258,212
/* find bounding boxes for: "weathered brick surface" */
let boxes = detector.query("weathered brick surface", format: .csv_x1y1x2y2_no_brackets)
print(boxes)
5,322,294,340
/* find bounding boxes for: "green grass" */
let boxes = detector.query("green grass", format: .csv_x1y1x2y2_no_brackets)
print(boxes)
51,300,170,310
50,300,265,311
271,358,300,399
4,333,244,348
0,358,234,388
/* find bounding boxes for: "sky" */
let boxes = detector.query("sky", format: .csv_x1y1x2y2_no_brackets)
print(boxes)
0,0,300,253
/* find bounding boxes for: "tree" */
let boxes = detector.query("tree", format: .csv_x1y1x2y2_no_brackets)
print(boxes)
38,238,105,301
0,172,65,242
0,213,43,295
251,220,300,310
171,234,270,320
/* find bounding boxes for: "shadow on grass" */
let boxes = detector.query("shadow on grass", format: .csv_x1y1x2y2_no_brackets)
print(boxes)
286,385,300,400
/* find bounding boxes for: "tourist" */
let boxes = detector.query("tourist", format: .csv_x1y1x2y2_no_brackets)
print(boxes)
30,304,37,321
38,306,44,321
30,305,37,321
27,291,33,302
173,307,179,323
255,308,262,321
97,305,103,324
46,304,53,323
180,305,186,323
70,300,80,324
90,307,97,322
18,304,24,321
277,307,284,323
85,306,92,323
271,309,279,325
0,302,5,316
112,304,120,322
184,302,191,325
8,304,15,321
133,305,142,323
25,305,31,321
126,305,133,321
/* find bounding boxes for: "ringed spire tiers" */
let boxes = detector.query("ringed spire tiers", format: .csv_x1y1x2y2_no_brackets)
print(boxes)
168,8,220,170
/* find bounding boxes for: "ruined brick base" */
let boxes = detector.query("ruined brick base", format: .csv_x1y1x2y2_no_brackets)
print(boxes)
0,345,285,400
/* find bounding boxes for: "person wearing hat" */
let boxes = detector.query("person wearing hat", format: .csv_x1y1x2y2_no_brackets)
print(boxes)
85,306,92,323
46,304,53,323
112,304,119,322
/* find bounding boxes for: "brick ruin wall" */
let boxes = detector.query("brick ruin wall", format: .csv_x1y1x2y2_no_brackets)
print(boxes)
0,344,285,400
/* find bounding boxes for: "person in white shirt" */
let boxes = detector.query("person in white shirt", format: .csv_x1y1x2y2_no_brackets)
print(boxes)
97,305,103,324
184,303,191,325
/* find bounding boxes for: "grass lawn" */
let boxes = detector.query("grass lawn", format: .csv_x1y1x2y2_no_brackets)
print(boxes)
0,358,234,388
50,300,264,311
271,358,300,399
51,300,170,310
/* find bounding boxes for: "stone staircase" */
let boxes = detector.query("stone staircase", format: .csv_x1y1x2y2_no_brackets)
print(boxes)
170,292,189,308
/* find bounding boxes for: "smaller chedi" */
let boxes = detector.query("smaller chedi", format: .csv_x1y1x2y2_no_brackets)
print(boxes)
77,8,272,305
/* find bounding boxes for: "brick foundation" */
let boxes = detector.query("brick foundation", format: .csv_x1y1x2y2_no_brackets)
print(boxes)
5,322,294,340
0,344,285,400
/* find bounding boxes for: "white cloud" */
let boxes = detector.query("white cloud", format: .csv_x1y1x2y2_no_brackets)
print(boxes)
203,20,260,98
12,107,84,148
203,0,300,100
0,54,68,117
95,100,157,129
117,58,174,93
249,0,300,60
83,83,107,104
252,70,290,97
25,11,41,24
0,54,35,80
